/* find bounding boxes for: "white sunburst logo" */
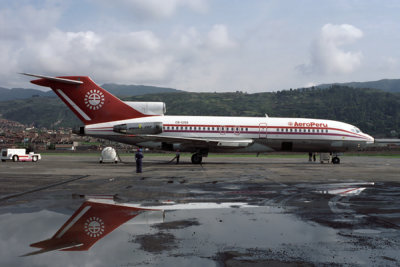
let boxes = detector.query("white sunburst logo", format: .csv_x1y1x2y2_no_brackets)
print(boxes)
84,217,105,238
84,90,105,110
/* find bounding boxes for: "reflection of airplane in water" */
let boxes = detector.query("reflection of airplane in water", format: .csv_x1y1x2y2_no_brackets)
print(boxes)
22,73,374,164
24,198,254,256
24,199,164,256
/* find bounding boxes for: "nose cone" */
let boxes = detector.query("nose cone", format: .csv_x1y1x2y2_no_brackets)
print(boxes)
365,134,374,144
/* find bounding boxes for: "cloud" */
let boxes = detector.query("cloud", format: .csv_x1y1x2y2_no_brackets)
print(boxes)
298,24,363,75
206,24,237,49
96,0,208,19
17,29,171,83
0,2,241,91
1,10,237,89
0,4,61,40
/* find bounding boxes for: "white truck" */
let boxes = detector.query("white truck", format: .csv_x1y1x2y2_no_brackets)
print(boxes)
1,148,41,162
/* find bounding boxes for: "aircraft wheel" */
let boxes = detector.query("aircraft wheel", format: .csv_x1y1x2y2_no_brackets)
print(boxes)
12,155,19,162
332,157,340,164
191,153,203,164
32,156,38,162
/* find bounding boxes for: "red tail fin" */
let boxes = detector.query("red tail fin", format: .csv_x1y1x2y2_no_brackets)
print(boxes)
22,74,149,125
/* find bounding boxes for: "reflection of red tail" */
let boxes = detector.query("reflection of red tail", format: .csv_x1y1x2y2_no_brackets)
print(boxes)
22,73,149,125
23,200,163,256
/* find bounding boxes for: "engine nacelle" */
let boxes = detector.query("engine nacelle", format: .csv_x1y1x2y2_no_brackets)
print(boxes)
124,102,166,116
113,122,163,135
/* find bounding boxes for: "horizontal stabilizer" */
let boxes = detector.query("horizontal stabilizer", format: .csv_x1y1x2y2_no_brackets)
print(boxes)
20,73,83,85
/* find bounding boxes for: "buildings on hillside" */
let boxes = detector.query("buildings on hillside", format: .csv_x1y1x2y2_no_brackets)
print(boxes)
0,118,131,152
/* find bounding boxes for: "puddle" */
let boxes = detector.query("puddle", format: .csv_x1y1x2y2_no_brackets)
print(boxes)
0,181,400,266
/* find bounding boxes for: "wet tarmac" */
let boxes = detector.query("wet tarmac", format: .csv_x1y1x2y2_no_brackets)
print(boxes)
0,154,399,266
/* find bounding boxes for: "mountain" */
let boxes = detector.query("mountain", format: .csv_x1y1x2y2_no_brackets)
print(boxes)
317,79,400,93
0,87,54,101
102,84,183,96
1,86,398,137
0,84,183,102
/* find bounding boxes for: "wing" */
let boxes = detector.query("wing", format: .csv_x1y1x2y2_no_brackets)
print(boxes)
139,135,254,148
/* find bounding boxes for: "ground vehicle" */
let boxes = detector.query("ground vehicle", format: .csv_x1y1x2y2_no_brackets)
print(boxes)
1,148,41,162
99,147,119,163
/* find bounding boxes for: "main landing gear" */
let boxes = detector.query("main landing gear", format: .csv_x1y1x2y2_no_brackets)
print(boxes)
191,153,203,164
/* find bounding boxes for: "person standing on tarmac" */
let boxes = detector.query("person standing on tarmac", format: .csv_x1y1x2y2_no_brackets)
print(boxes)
135,148,143,173
176,149,180,164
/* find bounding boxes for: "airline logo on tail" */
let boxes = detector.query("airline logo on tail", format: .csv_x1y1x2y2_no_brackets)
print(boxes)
84,217,105,237
84,90,105,110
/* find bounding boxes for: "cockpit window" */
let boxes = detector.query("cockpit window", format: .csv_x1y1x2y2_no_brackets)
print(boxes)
352,128,361,133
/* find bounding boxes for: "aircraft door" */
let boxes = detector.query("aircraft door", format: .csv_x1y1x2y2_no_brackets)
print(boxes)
259,123,267,138
219,126,226,135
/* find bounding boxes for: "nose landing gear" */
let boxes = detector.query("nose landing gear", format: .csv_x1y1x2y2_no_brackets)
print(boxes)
332,156,340,164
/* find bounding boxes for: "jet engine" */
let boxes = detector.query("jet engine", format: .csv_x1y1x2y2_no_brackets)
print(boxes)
124,102,166,116
113,122,163,135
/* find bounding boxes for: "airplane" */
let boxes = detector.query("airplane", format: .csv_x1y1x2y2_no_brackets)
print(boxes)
21,73,374,164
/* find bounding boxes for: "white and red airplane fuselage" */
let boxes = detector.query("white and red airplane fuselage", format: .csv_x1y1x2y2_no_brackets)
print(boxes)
87,116,373,153
22,73,374,164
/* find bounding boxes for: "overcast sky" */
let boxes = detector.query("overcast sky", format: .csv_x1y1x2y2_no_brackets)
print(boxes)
1,0,400,92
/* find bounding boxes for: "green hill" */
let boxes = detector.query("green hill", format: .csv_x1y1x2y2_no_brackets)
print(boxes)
0,86,398,137
0,84,182,102
102,84,182,96
317,79,400,93
0,87,54,101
